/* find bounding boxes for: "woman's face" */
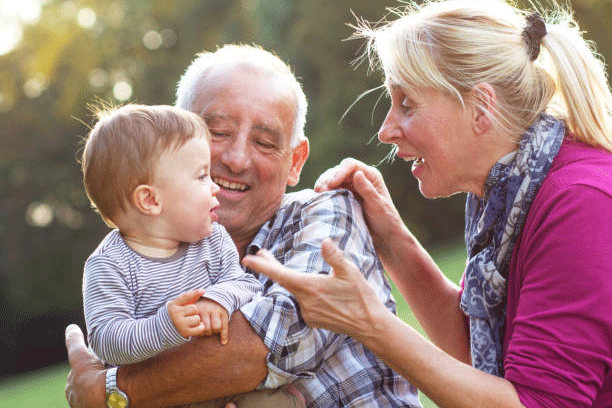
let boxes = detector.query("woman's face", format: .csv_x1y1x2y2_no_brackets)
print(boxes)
378,83,487,198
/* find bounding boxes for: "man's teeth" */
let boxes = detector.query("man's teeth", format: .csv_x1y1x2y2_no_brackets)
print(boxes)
213,178,249,191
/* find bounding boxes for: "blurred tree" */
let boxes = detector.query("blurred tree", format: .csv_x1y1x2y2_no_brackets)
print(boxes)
0,0,610,376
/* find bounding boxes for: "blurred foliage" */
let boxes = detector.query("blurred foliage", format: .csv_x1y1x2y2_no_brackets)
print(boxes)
0,0,611,377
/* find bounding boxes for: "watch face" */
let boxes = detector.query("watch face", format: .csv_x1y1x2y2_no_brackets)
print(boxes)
108,392,128,408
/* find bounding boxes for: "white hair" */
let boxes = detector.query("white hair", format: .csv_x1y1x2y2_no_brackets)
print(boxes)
175,44,308,148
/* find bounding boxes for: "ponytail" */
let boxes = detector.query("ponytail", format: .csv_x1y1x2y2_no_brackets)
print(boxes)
542,18,612,151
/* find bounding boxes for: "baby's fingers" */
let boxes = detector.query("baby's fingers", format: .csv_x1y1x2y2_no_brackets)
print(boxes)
171,288,206,306
219,315,229,345
209,313,229,345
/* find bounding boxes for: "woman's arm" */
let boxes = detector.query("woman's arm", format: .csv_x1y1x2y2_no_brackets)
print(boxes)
65,312,268,408
243,240,525,408
315,159,469,362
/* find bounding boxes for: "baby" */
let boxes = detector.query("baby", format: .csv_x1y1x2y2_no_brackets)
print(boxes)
80,104,304,407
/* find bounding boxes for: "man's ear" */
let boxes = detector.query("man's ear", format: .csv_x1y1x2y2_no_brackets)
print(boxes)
287,139,309,187
471,83,496,136
132,184,162,215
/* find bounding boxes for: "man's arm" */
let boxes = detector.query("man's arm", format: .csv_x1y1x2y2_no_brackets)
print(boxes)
65,312,268,408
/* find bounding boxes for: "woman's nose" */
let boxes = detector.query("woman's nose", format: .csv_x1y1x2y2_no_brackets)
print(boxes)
378,109,399,144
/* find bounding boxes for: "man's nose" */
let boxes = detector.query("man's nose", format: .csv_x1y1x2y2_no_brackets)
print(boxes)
223,134,251,173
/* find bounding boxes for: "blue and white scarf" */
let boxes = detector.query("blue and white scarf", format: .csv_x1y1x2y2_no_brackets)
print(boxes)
460,114,565,376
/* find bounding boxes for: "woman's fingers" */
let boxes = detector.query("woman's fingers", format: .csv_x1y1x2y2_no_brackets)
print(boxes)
314,158,368,192
242,250,309,295
321,238,352,279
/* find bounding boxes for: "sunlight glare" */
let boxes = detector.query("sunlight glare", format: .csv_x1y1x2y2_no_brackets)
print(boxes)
0,0,47,55
0,21,22,56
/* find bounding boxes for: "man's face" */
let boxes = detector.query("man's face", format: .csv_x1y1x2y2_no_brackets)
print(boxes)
191,64,308,251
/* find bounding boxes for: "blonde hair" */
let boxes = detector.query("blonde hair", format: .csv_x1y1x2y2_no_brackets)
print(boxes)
356,0,612,151
175,44,308,148
81,104,209,227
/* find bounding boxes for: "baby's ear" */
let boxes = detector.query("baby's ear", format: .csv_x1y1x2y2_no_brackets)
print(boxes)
132,184,162,215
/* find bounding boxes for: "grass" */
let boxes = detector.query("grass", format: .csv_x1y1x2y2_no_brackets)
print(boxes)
0,363,70,408
0,240,466,408
390,239,466,408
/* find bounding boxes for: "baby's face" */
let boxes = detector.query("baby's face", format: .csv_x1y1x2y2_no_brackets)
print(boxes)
154,133,220,243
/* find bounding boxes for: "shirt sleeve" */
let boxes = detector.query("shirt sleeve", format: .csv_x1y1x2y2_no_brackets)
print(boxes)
505,183,612,407
240,190,395,388
83,255,187,366
202,226,263,315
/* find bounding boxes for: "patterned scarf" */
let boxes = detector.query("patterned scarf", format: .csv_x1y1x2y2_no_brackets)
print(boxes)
460,114,565,376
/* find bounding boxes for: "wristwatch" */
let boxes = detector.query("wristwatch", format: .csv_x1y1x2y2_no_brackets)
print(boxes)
105,367,129,408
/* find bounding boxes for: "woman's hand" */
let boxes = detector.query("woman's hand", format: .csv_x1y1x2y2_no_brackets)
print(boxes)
314,158,407,261
242,238,390,341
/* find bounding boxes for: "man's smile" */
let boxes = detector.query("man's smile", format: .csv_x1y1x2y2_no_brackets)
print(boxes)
213,177,250,192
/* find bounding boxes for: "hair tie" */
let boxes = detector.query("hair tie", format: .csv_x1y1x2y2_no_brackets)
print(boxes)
522,12,547,61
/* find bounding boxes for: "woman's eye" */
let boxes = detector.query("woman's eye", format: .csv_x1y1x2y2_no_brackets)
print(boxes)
401,98,412,112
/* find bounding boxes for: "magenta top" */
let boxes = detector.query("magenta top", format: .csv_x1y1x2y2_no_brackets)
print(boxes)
505,139,612,407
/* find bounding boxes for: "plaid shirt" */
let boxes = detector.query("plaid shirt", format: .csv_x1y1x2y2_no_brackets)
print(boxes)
240,189,421,408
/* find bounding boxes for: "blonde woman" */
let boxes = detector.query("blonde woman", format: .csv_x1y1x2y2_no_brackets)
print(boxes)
244,0,612,406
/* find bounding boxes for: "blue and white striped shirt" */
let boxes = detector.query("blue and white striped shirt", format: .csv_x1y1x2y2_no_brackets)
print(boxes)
83,223,262,366
241,189,421,408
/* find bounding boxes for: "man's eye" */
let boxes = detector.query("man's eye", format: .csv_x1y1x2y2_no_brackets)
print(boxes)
256,140,276,149
210,131,229,138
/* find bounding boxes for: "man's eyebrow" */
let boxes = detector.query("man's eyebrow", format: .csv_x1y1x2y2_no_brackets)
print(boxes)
203,113,232,123
252,123,282,141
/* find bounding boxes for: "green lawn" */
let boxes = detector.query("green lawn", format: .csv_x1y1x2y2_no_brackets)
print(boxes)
0,363,71,408
0,240,466,408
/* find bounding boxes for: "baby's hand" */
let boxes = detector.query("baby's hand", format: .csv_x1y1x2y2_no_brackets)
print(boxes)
195,298,230,345
167,289,206,338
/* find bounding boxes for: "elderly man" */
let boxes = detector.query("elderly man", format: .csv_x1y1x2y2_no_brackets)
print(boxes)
65,44,421,408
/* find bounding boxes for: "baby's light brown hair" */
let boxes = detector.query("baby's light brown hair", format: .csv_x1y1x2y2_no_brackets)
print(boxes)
81,104,209,227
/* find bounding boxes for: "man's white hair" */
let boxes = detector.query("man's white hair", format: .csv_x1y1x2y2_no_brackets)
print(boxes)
175,44,308,148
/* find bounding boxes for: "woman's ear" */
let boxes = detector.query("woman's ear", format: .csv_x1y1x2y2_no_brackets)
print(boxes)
471,83,496,135
132,184,162,215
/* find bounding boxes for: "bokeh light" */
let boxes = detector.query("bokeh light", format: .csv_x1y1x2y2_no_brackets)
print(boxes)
112,80,133,101
143,30,162,50
88,68,109,89
76,7,96,29
25,202,54,228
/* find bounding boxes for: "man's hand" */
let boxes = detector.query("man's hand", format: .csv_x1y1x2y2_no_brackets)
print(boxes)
65,324,106,408
195,298,230,345
167,289,207,338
